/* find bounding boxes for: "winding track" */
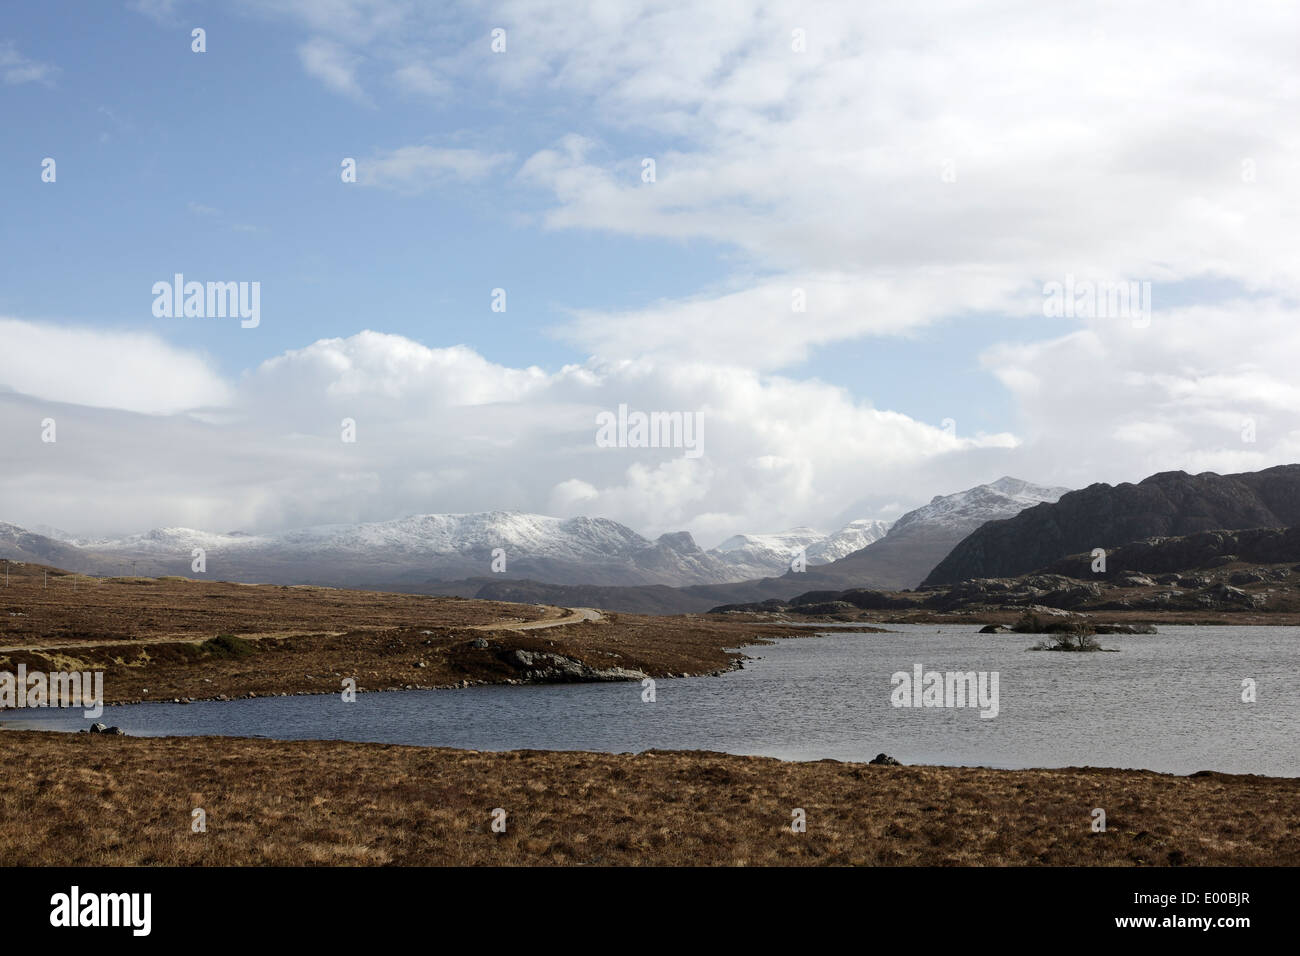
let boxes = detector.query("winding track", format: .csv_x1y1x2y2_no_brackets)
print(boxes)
0,605,604,653
471,607,602,631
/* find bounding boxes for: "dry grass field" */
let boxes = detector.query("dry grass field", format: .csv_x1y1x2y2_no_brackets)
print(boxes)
0,562,822,703
1,730,1295,866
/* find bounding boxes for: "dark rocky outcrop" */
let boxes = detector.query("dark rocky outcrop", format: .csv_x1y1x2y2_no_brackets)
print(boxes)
923,465,1300,585
1042,527,1300,580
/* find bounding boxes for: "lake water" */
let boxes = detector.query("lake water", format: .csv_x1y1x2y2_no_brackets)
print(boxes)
4,624,1298,775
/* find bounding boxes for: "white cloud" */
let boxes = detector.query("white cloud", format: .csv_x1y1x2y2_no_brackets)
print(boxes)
0,327,1016,541
0,318,232,415
981,299,1300,487
7,2,1300,546
298,36,368,102
0,41,58,86
6,312,1296,544
499,1,1300,368
392,63,448,98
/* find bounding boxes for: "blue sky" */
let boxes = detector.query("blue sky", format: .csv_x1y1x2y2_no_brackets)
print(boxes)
3,2,732,376
1,1,1297,542
3,0,1054,433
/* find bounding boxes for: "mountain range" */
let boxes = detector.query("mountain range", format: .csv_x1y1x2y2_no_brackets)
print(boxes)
0,512,889,591
472,477,1070,612
7,466,1300,617
0,477,1062,604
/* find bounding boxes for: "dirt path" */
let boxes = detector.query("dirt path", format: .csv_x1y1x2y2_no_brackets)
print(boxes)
0,606,604,654
471,607,602,631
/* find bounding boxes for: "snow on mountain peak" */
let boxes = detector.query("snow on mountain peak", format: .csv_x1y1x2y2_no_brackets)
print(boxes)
892,478,1068,534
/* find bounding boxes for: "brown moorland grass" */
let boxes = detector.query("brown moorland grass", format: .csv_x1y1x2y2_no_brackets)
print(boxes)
0,730,1295,866
0,563,831,703
0,562,554,646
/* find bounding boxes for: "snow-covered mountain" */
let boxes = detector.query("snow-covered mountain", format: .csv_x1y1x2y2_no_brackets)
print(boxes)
4,510,896,591
49,513,737,588
0,479,1062,599
787,476,1071,591
712,519,891,577
807,519,893,562
473,479,1070,613
885,476,1069,538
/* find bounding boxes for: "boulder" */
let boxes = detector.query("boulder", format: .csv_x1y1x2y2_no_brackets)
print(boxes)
506,648,647,683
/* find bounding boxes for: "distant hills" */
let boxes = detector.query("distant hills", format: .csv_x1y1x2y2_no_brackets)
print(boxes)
712,519,891,570
0,511,889,592
0,476,1063,609
459,477,1070,612
923,465,1300,586
9,466,1300,617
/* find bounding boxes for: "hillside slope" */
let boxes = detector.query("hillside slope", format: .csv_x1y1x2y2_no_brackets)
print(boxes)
923,465,1300,585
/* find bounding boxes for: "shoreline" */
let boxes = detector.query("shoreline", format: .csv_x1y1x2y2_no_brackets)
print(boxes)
2,719,1289,781
0,621,885,707
2,566,887,704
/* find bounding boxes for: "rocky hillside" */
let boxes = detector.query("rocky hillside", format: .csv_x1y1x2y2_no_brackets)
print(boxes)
714,561,1300,619
1043,527,1300,579
0,522,93,571
922,465,1300,586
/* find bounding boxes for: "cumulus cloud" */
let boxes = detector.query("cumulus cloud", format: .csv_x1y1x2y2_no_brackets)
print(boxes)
981,299,1300,487
6,311,1296,545
0,326,1016,541
6,2,1300,546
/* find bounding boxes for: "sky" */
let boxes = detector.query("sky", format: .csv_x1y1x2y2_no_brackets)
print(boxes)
1,0,1298,547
